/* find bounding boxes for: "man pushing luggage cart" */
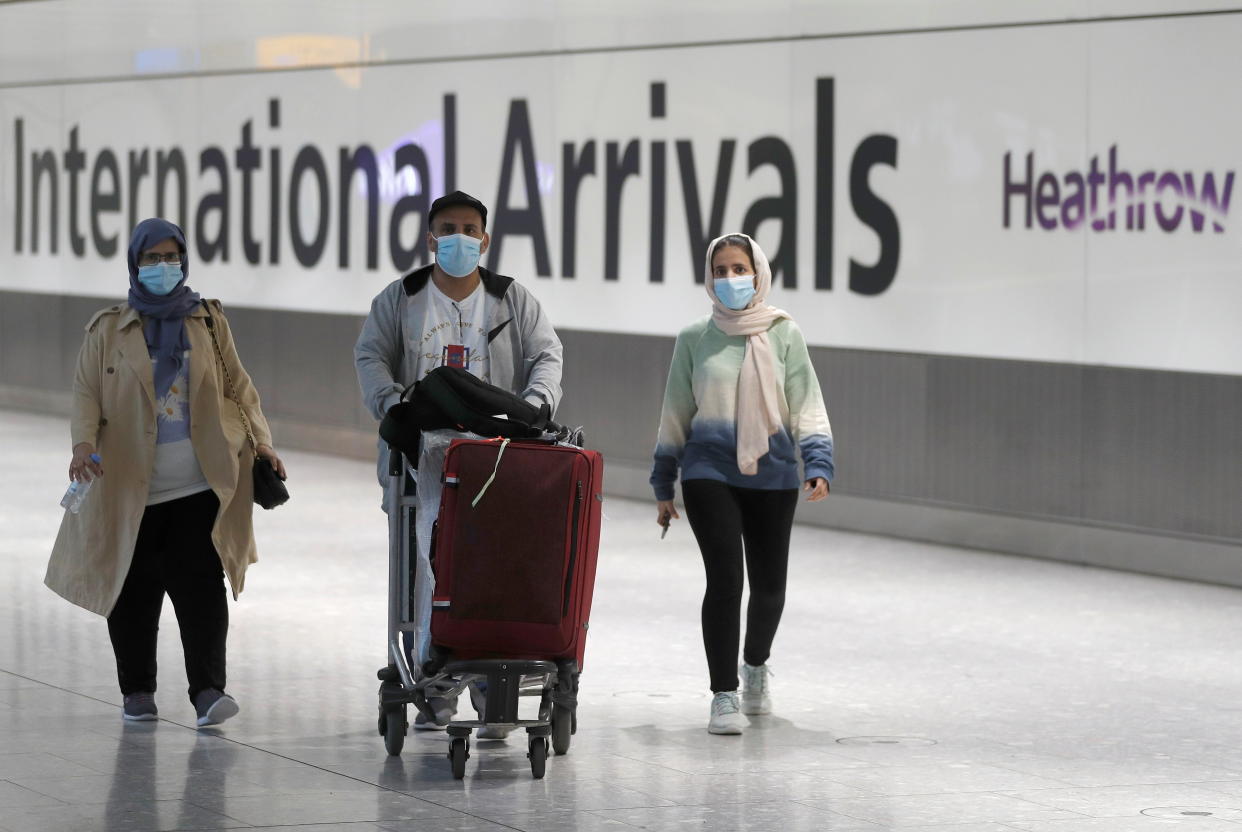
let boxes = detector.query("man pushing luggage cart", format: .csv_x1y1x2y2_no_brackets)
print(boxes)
354,190,566,739
373,367,604,779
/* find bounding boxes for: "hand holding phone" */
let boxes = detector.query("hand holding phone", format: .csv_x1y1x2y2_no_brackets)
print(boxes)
656,499,678,539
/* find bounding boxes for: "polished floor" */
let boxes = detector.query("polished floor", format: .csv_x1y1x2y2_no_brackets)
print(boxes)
3,408,1242,831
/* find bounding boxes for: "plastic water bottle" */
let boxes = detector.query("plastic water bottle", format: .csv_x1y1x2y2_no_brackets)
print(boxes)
60,454,102,514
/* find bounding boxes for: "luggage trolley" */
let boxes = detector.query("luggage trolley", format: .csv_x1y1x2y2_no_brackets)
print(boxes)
376,421,600,780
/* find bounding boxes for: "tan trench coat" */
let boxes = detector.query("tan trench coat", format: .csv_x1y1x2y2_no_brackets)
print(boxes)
46,300,273,616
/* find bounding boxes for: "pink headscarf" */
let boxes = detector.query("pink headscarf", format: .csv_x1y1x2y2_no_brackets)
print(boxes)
704,233,791,475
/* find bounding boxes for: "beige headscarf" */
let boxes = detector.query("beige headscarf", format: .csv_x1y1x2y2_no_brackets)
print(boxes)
705,233,791,475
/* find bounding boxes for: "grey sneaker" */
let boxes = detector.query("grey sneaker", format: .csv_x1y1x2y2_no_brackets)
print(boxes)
740,663,772,715
708,691,746,735
194,689,239,727
122,692,158,721
429,694,458,726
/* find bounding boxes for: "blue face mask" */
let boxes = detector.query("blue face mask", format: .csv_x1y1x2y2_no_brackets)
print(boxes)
434,233,483,278
714,275,756,310
137,263,184,295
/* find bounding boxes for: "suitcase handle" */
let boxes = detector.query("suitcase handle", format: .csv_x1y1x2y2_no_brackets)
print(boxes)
562,480,584,617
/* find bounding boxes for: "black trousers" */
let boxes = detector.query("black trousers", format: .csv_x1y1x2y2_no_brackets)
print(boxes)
682,479,799,693
107,489,228,702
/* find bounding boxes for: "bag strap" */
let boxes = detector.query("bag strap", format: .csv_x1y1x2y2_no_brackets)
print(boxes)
471,437,510,508
200,300,259,458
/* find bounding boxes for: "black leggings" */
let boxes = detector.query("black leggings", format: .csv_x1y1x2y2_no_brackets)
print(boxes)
107,489,228,703
681,479,799,693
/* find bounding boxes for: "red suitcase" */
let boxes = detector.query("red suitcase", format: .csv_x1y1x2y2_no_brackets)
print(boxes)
430,437,604,668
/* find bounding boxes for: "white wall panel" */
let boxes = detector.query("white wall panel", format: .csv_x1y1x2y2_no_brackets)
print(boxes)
1,7,1239,375
2,1,1233,84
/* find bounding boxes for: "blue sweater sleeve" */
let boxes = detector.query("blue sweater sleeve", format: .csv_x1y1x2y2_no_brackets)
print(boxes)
782,321,835,483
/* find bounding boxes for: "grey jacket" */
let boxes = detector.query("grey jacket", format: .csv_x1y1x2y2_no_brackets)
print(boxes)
355,264,564,422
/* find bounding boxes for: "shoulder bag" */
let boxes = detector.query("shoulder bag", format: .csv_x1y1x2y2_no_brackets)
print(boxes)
201,301,290,509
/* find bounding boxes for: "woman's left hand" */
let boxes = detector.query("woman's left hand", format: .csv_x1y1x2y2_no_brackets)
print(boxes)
256,444,287,481
803,477,829,502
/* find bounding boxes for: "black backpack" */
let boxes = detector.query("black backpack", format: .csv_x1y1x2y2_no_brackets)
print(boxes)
379,366,561,461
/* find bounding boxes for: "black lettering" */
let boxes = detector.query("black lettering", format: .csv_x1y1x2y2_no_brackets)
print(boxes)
649,139,666,283
30,148,58,253
650,81,666,119
89,148,121,258
155,148,187,229
268,99,281,265
195,147,230,262
444,93,456,194
649,81,667,283
560,140,596,278
815,77,834,290
676,139,735,282
339,145,379,269
490,99,552,276
289,145,329,267
236,121,262,265
13,119,22,253
388,143,430,272
848,134,900,296
741,137,797,289
604,140,640,281
64,127,86,256
126,149,149,234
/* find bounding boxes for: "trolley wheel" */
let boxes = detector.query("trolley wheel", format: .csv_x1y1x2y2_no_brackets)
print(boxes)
383,707,406,756
551,704,572,755
528,736,548,779
449,737,469,779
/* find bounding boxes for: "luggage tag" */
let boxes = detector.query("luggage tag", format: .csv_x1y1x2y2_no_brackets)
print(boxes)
442,344,469,369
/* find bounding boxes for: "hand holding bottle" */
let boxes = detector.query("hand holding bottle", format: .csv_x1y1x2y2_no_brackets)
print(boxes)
69,443,104,482
62,444,103,514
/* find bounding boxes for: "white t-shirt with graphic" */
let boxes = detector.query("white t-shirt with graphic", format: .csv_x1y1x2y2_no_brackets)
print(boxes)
408,281,491,665
148,350,211,506
413,281,490,383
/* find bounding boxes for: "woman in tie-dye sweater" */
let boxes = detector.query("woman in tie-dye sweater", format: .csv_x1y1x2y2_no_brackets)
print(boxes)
650,233,833,736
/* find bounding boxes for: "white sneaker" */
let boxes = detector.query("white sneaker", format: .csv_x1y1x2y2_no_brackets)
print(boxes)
476,724,512,740
740,663,772,715
708,691,746,735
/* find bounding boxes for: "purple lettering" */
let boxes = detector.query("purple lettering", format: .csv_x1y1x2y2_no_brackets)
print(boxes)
1155,171,1183,232
1061,172,1085,229
1087,155,1106,231
1004,147,1233,236
1136,171,1156,230
1108,145,1134,231
1003,152,1033,229
1035,173,1059,230
1184,171,1233,233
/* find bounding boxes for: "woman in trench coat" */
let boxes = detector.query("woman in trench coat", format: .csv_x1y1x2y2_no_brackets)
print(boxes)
46,217,285,727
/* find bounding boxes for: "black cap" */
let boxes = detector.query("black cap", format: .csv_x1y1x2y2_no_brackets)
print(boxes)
429,190,488,229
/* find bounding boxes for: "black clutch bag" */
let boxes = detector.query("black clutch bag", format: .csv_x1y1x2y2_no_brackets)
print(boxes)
202,302,289,509
251,456,290,510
